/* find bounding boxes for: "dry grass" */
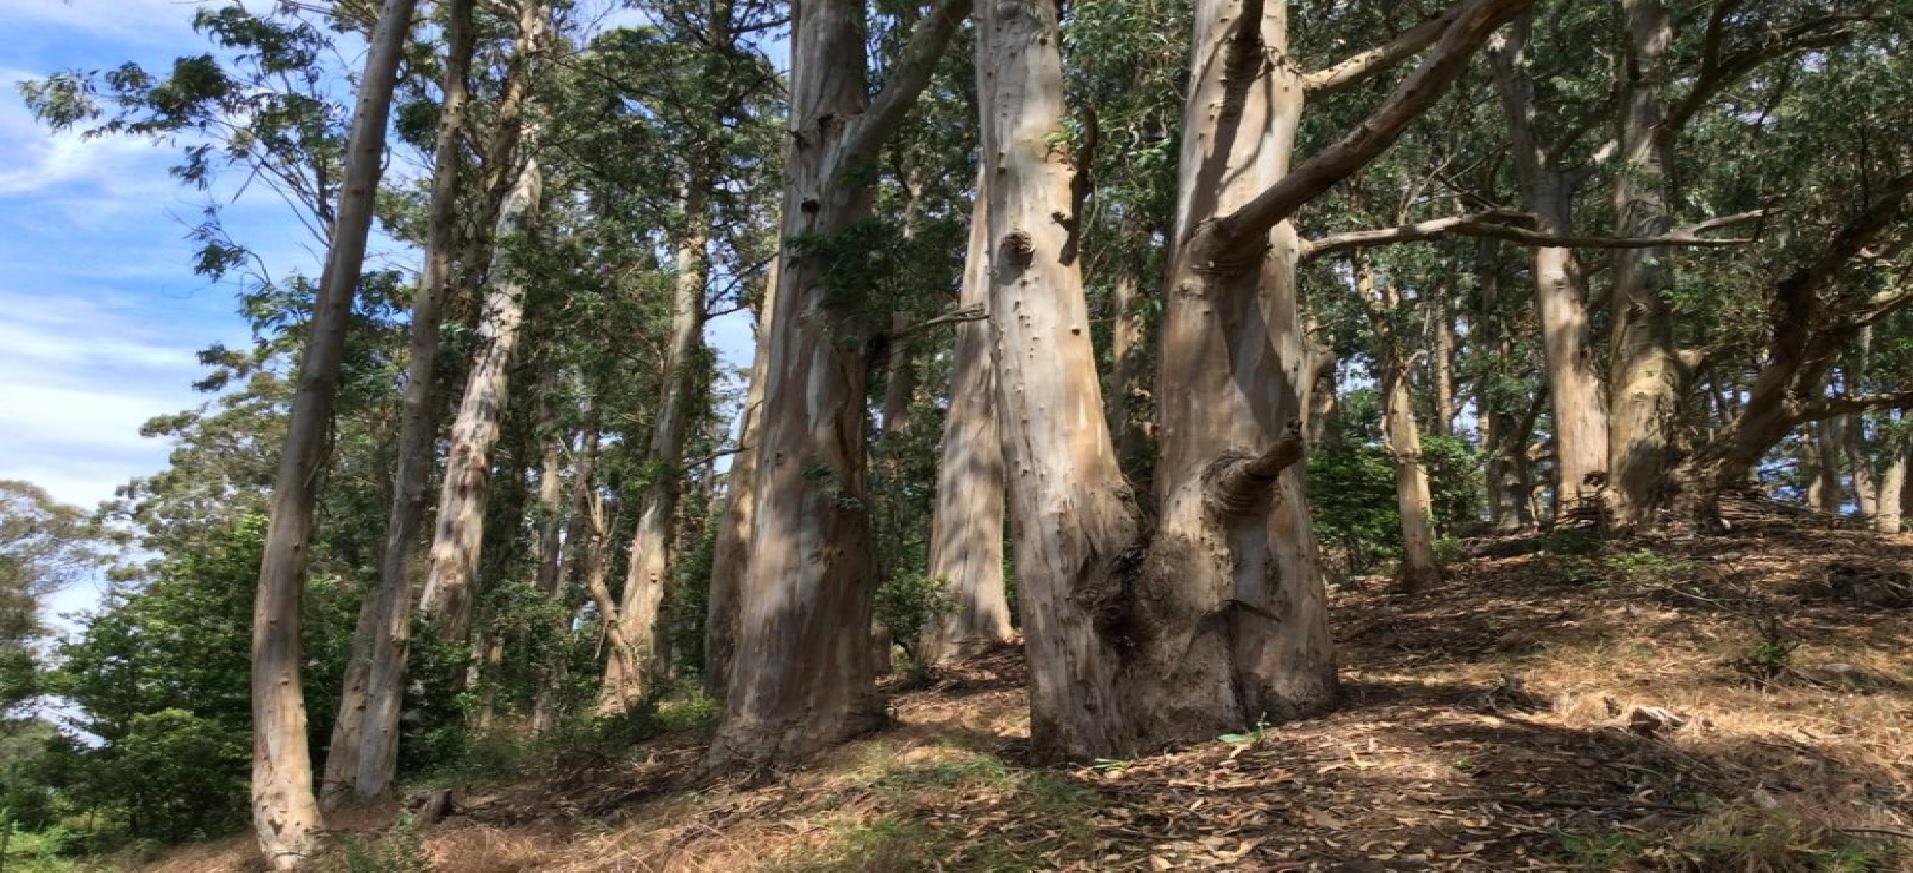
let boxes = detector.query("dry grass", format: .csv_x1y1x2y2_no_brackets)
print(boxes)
139,518,1913,872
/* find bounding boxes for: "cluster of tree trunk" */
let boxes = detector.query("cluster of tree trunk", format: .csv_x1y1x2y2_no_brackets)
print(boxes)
238,0,1913,866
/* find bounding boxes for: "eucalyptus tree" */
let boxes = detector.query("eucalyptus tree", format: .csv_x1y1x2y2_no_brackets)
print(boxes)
418,0,554,645
566,0,786,711
323,0,477,809
707,0,973,768
247,0,418,862
970,0,1531,759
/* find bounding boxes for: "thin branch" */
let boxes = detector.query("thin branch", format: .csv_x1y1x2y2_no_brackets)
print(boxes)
1299,209,1762,260
1212,0,1535,253
889,304,987,341
1795,390,1913,422
837,0,973,167
1304,11,1454,95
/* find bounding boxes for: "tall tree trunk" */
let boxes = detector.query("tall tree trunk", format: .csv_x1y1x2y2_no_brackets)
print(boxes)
321,0,473,810
251,0,417,864
1810,417,1845,514
1607,0,1682,531
418,159,545,641
1845,329,1877,518
1883,436,1910,534
1107,248,1153,472
1493,13,1608,519
981,0,1524,759
1359,264,1441,592
707,0,971,769
601,185,712,712
532,426,593,734
1429,293,1458,438
920,176,1011,666
703,264,775,700
976,0,1142,757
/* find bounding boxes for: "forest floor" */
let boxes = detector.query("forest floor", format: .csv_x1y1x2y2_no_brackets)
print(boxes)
148,509,1913,872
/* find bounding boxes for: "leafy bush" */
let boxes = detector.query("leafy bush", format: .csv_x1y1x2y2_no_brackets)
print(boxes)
874,571,956,669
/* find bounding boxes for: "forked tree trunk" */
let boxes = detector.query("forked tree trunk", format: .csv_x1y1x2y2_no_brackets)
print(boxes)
1358,264,1441,592
322,0,472,811
982,0,1525,759
601,185,711,712
1606,0,1681,531
920,174,1011,667
707,0,971,769
1493,13,1609,518
252,0,417,864
418,159,544,641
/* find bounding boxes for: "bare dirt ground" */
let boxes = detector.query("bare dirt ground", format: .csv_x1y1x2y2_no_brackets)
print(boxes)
146,511,1913,872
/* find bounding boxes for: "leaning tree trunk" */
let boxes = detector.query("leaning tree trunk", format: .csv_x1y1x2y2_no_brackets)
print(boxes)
1606,0,1681,531
601,185,712,713
920,173,1011,667
706,0,971,770
251,0,417,864
418,159,544,642
322,0,473,809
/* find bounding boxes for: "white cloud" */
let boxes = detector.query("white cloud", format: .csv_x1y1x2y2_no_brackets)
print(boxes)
0,0,203,45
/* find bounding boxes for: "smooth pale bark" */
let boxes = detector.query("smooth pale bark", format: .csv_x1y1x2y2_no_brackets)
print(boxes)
1429,294,1458,437
977,0,1141,757
1493,13,1608,518
601,186,712,712
418,159,544,641
251,0,417,865
322,0,474,809
707,0,971,769
1359,265,1441,592
920,175,1011,666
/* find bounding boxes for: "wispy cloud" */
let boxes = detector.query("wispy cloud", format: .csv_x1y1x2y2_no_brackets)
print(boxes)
0,0,203,46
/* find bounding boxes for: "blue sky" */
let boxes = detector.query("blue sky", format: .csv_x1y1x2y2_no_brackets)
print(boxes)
1,0,757,619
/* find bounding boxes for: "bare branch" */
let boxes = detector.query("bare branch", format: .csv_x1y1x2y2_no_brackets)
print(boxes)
1299,208,1762,260
1211,0,1534,253
1795,390,1913,423
837,0,974,167
1304,12,1453,95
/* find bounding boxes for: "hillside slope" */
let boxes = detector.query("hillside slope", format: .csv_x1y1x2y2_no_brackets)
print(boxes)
147,518,1913,872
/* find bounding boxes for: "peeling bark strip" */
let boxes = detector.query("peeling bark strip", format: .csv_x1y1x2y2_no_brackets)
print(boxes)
419,159,545,642
707,0,972,770
323,0,476,811
922,170,1011,666
251,0,418,866
978,0,1141,759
